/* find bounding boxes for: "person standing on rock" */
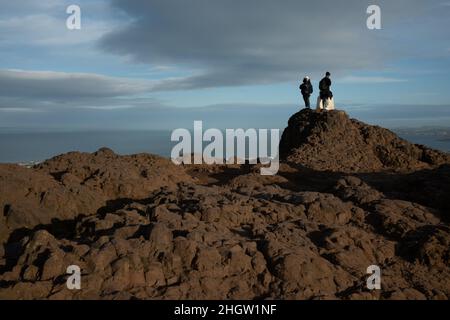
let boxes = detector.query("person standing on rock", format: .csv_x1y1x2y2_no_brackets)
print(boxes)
319,72,333,111
299,76,313,108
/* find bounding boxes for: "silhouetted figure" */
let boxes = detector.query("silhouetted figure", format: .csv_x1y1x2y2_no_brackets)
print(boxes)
319,72,333,110
299,76,313,108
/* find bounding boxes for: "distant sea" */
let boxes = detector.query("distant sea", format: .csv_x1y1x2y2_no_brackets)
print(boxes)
0,131,173,164
0,129,449,164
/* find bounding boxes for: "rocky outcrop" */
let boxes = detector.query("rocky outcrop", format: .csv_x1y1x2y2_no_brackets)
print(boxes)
0,148,193,251
1,112,450,300
280,109,450,172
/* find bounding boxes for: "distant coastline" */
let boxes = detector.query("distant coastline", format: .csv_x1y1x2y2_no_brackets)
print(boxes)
1,127,450,164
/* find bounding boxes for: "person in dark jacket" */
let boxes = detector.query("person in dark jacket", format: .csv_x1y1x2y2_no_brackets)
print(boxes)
299,76,313,108
319,72,332,108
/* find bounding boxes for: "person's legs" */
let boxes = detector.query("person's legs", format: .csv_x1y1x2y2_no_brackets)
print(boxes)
320,93,326,111
303,95,310,108
319,92,326,111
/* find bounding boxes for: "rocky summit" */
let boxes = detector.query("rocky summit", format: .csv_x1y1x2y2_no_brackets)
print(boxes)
0,110,450,300
280,109,450,172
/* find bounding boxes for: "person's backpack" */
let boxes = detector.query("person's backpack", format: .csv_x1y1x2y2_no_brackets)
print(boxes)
319,78,327,91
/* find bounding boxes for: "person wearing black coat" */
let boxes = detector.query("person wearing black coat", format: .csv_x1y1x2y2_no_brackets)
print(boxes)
299,76,313,108
319,72,333,107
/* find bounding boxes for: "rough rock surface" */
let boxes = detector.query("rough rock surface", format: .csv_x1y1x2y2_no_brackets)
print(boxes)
280,109,450,172
0,148,193,251
1,111,449,300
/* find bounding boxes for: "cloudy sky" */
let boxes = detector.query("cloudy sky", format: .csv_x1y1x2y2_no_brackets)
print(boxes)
1,0,450,130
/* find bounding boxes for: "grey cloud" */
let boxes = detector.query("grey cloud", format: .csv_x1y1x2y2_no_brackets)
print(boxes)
0,69,160,109
99,0,432,90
